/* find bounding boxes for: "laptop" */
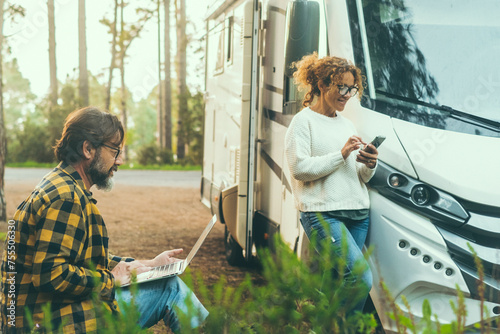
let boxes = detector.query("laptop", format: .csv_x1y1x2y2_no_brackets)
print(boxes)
122,215,217,287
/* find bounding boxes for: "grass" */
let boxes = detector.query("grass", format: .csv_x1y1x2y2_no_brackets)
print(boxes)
6,162,55,168
120,163,201,171
6,161,201,171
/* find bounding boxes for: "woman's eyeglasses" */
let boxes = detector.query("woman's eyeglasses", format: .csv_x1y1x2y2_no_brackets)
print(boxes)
101,143,122,160
337,85,359,97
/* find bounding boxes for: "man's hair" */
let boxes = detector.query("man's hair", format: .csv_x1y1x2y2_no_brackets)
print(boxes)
54,106,124,164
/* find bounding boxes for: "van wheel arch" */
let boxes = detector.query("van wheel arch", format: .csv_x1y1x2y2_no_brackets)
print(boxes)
224,225,245,266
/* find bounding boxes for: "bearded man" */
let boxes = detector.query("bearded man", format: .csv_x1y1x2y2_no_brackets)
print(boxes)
0,107,208,333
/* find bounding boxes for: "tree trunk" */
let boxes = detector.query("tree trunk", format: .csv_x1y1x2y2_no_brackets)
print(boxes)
78,0,89,106
175,0,187,160
163,0,172,151
119,0,127,160
157,0,163,147
0,0,6,222
105,0,118,111
48,0,58,107
120,64,127,160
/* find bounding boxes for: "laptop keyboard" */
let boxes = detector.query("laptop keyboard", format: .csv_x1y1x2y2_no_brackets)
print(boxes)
136,261,182,282
155,261,181,277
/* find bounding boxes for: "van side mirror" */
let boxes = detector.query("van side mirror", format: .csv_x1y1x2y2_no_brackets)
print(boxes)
283,0,320,115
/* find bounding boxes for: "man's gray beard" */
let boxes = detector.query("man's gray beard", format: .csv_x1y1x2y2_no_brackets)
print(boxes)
96,176,114,192
87,152,115,192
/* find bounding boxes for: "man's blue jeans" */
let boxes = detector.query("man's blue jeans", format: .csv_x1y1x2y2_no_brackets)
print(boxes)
300,211,373,313
116,276,209,332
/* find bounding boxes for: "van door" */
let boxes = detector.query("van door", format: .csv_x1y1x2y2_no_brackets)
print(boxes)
280,0,323,249
236,0,260,260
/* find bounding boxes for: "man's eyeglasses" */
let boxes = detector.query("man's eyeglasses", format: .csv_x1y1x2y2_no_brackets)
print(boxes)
101,143,122,160
337,85,359,97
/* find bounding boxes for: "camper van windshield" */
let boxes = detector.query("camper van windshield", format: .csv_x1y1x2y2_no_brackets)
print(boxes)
351,0,500,136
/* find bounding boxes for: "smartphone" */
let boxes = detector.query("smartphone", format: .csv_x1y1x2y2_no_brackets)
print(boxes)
363,135,386,151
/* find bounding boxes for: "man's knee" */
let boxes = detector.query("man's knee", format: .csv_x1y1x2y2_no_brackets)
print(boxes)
163,276,190,296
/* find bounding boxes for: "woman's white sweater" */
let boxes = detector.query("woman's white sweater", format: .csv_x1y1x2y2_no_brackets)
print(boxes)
285,107,376,212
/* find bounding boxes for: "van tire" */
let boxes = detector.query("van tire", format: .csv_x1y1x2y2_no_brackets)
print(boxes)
225,226,245,266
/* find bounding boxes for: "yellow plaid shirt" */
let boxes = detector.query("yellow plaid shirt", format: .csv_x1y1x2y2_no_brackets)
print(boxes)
1,162,132,333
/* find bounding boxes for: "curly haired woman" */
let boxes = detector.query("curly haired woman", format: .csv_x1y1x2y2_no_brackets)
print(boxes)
285,53,378,314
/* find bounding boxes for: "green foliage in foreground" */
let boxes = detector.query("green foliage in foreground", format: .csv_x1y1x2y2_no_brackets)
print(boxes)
23,270,150,333
180,233,377,334
10,233,499,333
178,237,499,333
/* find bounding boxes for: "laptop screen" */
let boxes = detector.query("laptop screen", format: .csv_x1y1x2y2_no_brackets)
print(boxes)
184,215,217,266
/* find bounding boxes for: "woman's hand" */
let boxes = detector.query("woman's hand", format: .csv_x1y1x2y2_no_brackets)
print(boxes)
341,135,365,160
356,143,379,169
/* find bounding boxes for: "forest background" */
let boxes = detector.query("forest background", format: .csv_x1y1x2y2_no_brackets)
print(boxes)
0,0,208,221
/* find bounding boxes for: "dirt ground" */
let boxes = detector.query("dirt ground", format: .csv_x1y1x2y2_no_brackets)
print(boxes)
2,179,263,333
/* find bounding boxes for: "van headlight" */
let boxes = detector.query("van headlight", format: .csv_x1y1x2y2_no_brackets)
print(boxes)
389,174,406,187
411,185,432,206
370,162,469,228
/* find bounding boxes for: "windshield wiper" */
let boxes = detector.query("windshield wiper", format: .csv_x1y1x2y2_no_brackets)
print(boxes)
439,105,500,132
375,90,500,132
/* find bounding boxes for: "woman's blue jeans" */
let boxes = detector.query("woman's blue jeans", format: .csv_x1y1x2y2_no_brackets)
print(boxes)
300,211,373,313
116,276,209,332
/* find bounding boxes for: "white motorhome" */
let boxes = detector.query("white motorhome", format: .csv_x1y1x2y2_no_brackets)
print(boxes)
201,0,500,331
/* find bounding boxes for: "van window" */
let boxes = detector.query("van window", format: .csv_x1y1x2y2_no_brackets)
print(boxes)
226,16,234,64
207,19,225,76
347,0,500,137
215,25,225,74
207,20,225,76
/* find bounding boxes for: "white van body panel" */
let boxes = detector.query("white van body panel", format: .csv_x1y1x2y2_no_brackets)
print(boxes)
392,119,500,206
367,192,470,328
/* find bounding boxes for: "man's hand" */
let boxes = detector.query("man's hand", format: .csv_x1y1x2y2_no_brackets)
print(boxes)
111,261,151,286
139,249,184,268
